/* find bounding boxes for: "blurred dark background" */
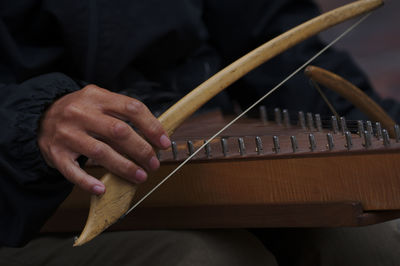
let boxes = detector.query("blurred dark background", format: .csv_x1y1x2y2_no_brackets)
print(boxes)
316,0,399,101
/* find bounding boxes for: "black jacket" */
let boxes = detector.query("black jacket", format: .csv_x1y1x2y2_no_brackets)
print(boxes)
1,0,398,247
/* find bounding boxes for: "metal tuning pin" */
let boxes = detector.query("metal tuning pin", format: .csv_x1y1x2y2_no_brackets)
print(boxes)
331,116,339,134
340,117,347,135
366,121,373,136
326,133,334,151
204,140,212,158
221,138,229,157
171,141,178,160
272,136,280,153
395,125,400,143
306,112,314,131
375,122,382,139
309,133,316,151
274,108,282,125
259,105,268,124
382,129,390,148
363,130,372,148
255,136,264,155
315,114,323,132
238,137,246,156
283,109,290,127
298,111,306,130
357,120,364,138
344,131,352,150
290,136,298,152
187,140,194,155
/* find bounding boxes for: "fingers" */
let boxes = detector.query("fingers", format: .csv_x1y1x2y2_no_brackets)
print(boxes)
81,113,160,172
64,131,149,184
53,151,106,195
98,92,171,149
38,84,172,195
123,100,171,148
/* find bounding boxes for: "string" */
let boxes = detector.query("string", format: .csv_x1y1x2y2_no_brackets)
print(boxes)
309,79,341,119
125,12,372,216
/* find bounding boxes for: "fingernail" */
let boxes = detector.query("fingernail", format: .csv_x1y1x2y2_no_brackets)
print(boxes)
160,134,171,148
93,185,105,195
149,156,160,170
135,169,147,183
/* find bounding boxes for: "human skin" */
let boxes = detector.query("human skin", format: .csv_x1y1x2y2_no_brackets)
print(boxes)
38,84,171,195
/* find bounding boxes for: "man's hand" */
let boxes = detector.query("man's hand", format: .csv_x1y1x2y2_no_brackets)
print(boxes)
38,84,171,195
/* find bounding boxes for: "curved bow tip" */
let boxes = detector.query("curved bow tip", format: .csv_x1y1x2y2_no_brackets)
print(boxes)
73,173,137,246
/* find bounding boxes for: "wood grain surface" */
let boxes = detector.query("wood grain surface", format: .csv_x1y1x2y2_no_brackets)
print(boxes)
44,113,400,233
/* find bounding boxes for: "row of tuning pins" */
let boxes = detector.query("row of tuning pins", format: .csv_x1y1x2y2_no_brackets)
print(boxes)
259,106,325,132
327,115,399,148
168,137,259,160
160,108,400,160
259,106,399,143
165,122,399,160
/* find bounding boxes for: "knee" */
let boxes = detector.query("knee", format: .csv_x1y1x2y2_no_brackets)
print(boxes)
162,230,277,266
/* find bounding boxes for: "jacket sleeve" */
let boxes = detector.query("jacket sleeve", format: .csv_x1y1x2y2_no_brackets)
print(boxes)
0,72,80,247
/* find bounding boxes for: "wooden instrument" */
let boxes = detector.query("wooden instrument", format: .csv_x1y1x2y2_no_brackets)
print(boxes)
69,0,384,246
43,110,400,233
44,64,400,232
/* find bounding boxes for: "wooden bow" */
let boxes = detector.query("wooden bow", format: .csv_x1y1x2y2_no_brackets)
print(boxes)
73,0,383,246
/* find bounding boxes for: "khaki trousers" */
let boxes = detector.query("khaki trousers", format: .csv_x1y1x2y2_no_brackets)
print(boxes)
2,219,400,266
0,229,277,266
256,219,400,266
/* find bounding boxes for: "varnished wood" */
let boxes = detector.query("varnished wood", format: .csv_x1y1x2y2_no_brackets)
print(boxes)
134,152,400,211
47,113,400,237
305,65,396,136
44,131,400,232
73,0,384,246
70,173,135,244
43,203,400,232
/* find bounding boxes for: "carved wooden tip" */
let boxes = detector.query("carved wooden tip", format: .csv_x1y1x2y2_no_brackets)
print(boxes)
73,173,137,246
303,64,396,137
304,65,316,78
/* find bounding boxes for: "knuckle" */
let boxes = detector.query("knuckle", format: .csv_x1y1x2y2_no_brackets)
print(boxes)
56,126,73,139
121,161,138,179
138,143,154,160
61,163,75,181
126,100,146,115
59,163,91,191
81,84,100,96
75,175,88,190
126,162,138,174
88,142,106,160
63,103,82,119
48,145,60,159
111,121,131,139
146,121,163,139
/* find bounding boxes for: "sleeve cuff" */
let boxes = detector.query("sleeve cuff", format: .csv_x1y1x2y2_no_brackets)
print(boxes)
7,72,81,183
